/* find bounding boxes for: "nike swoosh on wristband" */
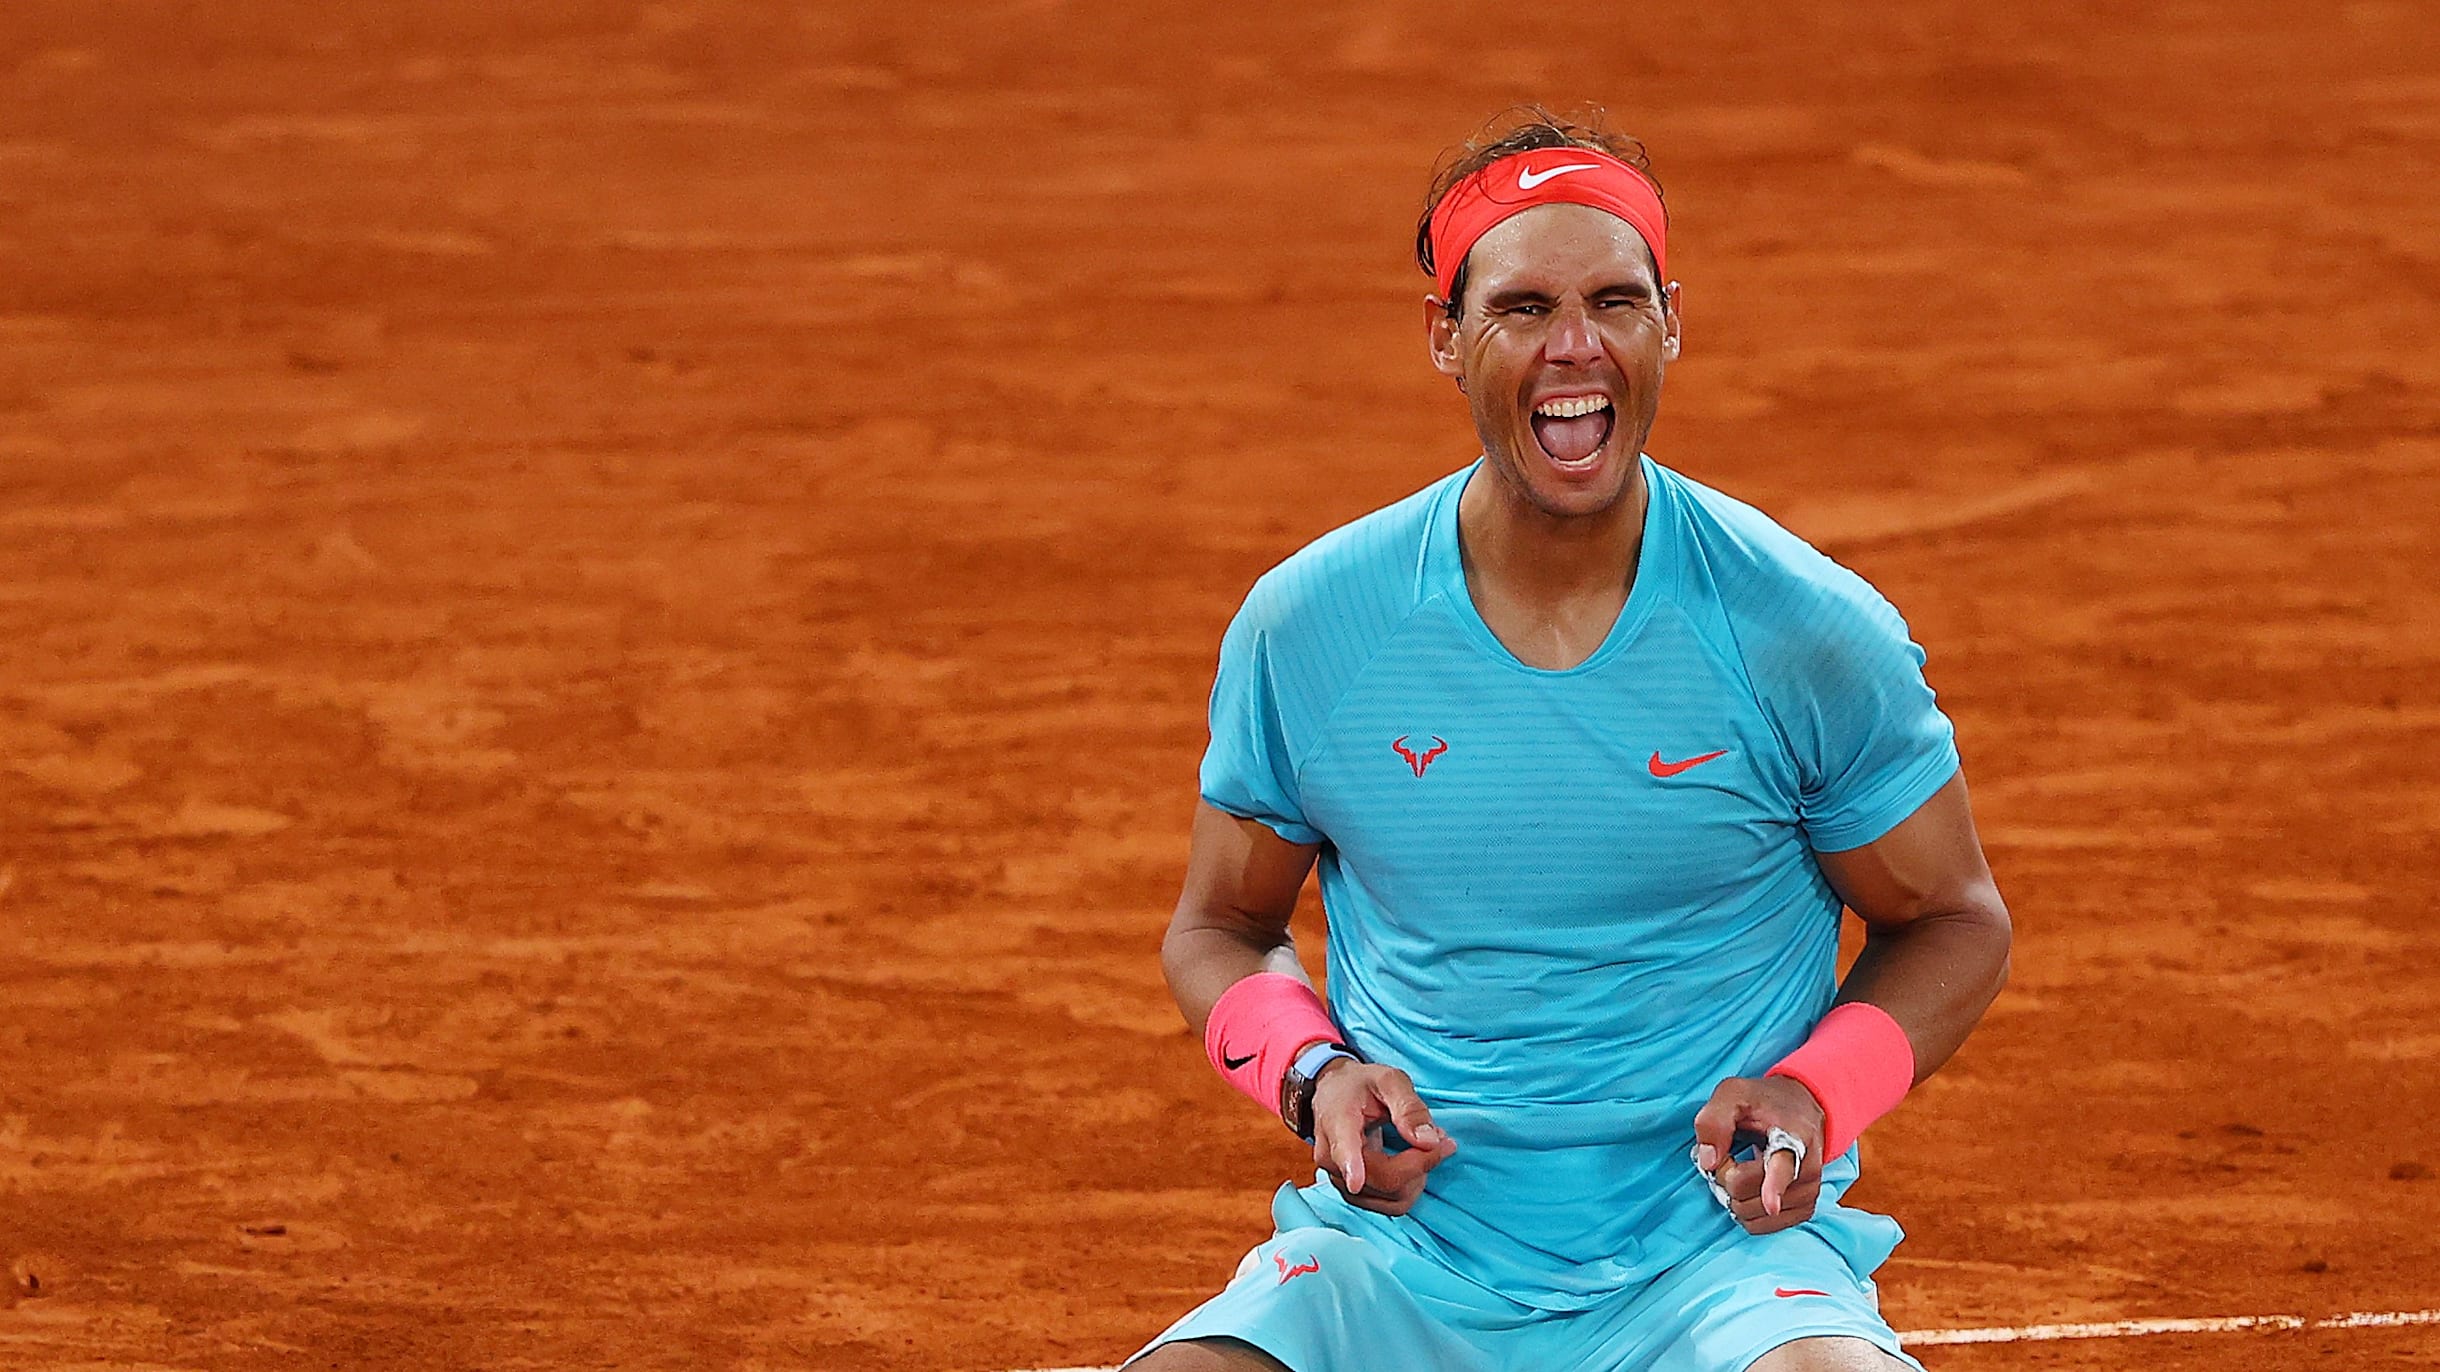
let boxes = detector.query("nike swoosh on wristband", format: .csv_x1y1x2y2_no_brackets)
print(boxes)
1221,1049,1255,1070
1517,162,1600,190
1648,749,1730,778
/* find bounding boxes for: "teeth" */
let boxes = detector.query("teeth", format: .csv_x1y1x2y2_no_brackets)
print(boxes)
1533,395,1612,419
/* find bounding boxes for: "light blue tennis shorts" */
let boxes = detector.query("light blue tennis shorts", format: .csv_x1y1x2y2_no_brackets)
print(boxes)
1128,1183,1923,1372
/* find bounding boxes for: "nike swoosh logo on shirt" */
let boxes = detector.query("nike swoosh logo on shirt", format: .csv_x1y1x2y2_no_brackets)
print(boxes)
1221,1049,1255,1070
1517,162,1599,190
1648,749,1729,778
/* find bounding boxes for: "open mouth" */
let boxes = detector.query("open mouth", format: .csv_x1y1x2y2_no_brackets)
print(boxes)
1529,394,1615,469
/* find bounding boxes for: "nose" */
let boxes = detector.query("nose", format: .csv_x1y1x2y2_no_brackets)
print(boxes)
1542,297,1602,366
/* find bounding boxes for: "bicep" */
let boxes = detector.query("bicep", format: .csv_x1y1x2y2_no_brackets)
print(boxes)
1811,771,2001,929
1172,799,1322,943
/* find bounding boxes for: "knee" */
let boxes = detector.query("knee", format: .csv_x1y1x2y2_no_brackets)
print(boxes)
1743,1335,1912,1371
1129,1336,1292,1372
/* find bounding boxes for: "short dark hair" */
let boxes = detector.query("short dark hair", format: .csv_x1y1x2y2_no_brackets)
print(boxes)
1415,105,1664,318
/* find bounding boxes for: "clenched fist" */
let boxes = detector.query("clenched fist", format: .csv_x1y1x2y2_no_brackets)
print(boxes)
1692,1074,1827,1235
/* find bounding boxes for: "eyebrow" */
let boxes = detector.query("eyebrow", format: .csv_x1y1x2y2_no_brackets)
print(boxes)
1481,279,1655,309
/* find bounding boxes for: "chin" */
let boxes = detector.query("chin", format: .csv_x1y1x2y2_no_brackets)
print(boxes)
1502,446,1639,519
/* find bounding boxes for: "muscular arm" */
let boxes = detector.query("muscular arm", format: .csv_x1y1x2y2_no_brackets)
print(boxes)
1163,800,1457,1210
1160,801,1322,1037
1697,770,2010,1231
1813,771,2012,1078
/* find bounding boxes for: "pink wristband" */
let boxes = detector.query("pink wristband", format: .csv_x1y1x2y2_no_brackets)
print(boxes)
1204,973,1343,1119
1765,1002,1917,1158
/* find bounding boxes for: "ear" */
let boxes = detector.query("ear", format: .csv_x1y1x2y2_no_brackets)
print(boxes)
1660,281,1684,361
1425,294,1464,383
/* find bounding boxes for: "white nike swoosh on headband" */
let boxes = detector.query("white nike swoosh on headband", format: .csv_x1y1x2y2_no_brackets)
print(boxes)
1517,162,1600,190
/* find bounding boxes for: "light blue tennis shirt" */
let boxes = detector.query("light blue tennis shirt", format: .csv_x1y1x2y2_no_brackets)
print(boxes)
1200,455,1961,1312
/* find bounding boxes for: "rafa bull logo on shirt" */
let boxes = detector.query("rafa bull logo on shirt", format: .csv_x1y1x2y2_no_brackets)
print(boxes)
1390,734,1449,777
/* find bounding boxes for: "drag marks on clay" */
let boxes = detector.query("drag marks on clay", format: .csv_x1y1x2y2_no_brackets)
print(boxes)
52,1041,480,1111
18,664,527,776
2347,1033,2440,1062
347,228,496,258
1980,824,2221,851
1849,143,2035,188
1997,1193,2360,1233
279,410,427,458
15,940,291,972
2169,375,2338,418
1878,1253,2210,1326
159,798,294,839
0,1116,174,1189
0,503,131,532
178,93,760,158
258,1007,487,1078
1786,469,2096,550
8,752,144,796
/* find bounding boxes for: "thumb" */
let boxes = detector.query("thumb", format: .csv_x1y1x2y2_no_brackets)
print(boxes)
1383,1078,1445,1151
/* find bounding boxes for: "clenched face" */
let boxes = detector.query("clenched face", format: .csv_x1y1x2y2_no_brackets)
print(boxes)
1428,203,1680,521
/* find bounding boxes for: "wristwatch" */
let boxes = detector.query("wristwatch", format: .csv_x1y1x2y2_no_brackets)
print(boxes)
1279,1039,1364,1142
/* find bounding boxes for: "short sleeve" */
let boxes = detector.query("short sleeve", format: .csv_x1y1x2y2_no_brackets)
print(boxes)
1763,583,1960,853
1199,598,1324,846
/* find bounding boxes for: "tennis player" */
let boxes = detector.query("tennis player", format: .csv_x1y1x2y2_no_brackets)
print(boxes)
1134,111,2013,1371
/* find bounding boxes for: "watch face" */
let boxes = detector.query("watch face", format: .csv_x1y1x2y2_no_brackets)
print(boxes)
1281,1045,1357,1141
1281,1072,1313,1138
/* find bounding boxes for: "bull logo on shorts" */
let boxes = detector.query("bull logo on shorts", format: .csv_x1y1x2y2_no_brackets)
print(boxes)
1275,1252,1321,1284
1391,735,1448,778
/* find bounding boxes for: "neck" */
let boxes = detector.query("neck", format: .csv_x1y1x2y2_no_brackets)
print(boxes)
1457,457,1650,607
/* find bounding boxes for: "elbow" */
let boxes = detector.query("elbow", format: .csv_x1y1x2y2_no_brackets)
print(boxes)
1160,899,1282,996
1158,907,1200,999
1976,887,2013,999
1158,932,1191,1001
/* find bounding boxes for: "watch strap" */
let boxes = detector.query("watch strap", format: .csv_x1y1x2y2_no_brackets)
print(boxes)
1279,1041,1364,1142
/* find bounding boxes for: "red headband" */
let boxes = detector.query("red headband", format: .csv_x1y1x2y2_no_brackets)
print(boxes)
1426,148,1667,298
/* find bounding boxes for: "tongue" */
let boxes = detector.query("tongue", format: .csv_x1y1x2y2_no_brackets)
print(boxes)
1531,409,1611,464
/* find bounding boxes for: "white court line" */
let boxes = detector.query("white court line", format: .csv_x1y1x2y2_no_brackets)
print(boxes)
1007,1308,2440,1369
1902,1307,2440,1346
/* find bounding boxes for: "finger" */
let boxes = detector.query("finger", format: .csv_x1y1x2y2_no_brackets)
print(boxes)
1731,1179,1821,1225
1317,1103,1368,1197
1797,1125,1826,1184
1692,1085,1749,1174
1387,1121,1459,1167
1375,1072,1446,1150
1738,1207,1808,1237
1360,1143,1445,1196
1715,1157,1764,1203
1349,1184,1421,1216
1358,1162,1433,1215
1737,1201,1815,1235
1760,1142,1799,1216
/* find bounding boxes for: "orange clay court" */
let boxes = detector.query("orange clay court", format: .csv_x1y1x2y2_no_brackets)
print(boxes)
1,3,2437,1370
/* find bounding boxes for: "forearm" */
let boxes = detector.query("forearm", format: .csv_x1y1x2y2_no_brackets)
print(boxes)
1833,901,2011,1082
1165,802,1324,1038
1161,920,1310,1039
